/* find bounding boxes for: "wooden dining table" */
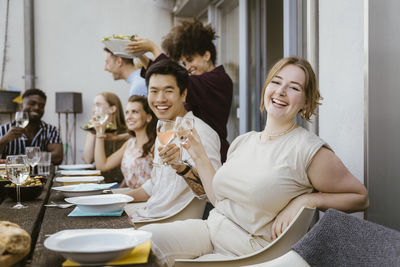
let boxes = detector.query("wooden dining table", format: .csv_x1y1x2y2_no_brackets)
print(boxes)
0,171,159,267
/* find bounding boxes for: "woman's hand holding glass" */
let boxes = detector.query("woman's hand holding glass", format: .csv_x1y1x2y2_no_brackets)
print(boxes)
5,155,30,209
92,106,110,137
25,146,40,176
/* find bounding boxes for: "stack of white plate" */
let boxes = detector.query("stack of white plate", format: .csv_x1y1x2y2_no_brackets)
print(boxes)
55,176,104,185
52,183,116,197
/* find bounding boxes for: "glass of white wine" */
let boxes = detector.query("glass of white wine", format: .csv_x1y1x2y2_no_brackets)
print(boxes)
5,155,30,209
25,146,41,176
15,111,29,140
93,106,109,137
174,117,194,164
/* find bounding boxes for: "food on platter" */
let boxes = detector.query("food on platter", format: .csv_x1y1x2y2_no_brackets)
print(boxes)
102,34,138,41
81,121,117,133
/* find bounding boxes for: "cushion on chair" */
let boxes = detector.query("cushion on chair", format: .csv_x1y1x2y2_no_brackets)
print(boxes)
292,209,400,266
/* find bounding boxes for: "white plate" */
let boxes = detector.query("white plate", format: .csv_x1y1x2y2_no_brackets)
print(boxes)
102,39,145,58
58,164,95,170
52,183,115,197
65,194,133,213
55,176,104,185
58,170,101,176
44,228,151,265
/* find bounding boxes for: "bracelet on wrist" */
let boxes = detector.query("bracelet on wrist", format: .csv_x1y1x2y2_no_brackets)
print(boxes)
177,160,192,176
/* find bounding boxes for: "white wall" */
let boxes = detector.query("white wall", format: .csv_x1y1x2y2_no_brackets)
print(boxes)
0,0,173,163
0,0,25,91
319,0,365,183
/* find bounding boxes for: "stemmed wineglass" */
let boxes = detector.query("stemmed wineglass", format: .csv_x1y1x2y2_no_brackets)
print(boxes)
174,117,194,164
15,111,29,140
25,147,41,176
93,106,109,137
154,119,176,168
5,155,30,209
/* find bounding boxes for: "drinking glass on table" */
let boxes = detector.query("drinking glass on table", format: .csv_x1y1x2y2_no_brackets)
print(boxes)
37,152,51,176
154,119,176,167
15,111,29,140
174,117,194,164
5,155,30,209
92,106,110,137
25,146,40,176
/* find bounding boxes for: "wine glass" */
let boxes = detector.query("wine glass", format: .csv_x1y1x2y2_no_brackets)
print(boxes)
92,106,110,137
5,155,30,209
174,117,195,164
25,147,41,176
154,119,176,167
15,111,29,140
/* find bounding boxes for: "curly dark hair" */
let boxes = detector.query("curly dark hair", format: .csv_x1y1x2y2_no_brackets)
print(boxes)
127,95,157,158
161,18,217,65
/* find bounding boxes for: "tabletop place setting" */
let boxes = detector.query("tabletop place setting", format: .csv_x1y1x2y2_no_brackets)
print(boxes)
1,158,153,266
41,163,153,266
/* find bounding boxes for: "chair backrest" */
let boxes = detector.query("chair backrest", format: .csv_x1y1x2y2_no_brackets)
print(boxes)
134,197,206,228
174,207,316,267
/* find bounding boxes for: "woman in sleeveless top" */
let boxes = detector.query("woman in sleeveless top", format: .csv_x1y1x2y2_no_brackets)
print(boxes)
93,95,157,189
82,92,128,183
141,57,369,267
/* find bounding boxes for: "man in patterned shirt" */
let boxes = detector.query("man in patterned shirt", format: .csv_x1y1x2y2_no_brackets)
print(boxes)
0,88,63,164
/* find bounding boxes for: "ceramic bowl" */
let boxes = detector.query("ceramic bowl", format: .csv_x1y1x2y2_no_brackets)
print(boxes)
44,229,151,264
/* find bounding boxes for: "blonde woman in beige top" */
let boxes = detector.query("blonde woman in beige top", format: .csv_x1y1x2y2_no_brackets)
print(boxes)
141,57,369,267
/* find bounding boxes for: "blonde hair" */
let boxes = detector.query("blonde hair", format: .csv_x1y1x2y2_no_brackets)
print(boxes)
99,92,127,133
259,57,322,121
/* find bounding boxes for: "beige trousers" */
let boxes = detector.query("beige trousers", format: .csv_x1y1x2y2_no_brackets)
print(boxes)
140,209,269,267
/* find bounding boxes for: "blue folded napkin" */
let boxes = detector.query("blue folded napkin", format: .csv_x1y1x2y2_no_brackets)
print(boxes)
68,206,124,217
72,182,117,191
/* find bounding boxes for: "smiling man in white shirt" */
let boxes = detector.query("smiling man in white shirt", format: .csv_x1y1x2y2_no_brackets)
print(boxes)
124,59,221,220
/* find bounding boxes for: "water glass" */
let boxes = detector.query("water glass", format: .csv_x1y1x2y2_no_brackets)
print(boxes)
25,146,41,176
37,152,52,176
6,155,30,209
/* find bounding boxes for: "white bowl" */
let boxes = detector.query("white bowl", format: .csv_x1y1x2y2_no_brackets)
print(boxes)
55,176,104,185
44,228,151,264
103,39,145,58
65,194,133,213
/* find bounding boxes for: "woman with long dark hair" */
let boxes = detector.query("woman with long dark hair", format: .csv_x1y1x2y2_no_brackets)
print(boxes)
94,95,157,189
